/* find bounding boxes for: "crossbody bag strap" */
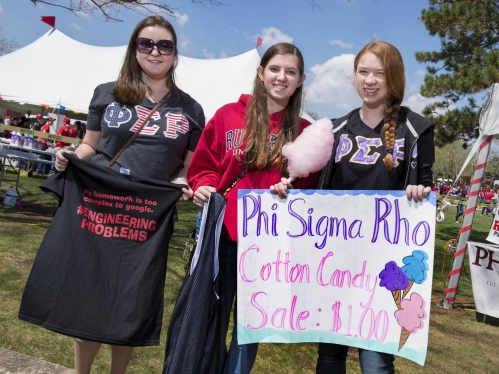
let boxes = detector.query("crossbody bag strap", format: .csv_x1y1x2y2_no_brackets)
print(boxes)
106,92,171,168
223,170,247,196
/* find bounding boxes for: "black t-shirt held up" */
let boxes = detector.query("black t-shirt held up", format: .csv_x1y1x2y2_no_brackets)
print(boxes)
19,155,182,346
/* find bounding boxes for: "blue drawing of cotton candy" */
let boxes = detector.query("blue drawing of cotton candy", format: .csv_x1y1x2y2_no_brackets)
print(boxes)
401,250,429,297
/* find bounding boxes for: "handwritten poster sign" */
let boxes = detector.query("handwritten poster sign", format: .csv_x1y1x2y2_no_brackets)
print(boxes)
237,190,436,365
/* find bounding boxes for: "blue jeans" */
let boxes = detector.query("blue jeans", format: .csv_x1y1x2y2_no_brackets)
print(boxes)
455,203,464,221
219,239,258,374
316,343,394,374
482,206,491,215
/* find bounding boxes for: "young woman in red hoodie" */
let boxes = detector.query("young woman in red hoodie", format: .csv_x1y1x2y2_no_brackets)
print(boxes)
188,42,320,373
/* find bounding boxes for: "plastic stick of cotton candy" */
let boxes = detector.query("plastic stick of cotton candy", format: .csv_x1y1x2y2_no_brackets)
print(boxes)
282,117,334,184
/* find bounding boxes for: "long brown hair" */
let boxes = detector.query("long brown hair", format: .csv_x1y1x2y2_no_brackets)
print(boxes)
354,40,405,173
113,16,180,105
241,42,305,176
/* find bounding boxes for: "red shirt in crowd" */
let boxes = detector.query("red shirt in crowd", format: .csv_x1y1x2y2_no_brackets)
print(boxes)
39,123,50,147
55,124,77,147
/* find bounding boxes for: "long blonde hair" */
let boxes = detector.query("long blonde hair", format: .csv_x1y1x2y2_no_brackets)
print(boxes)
354,40,405,173
241,43,305,176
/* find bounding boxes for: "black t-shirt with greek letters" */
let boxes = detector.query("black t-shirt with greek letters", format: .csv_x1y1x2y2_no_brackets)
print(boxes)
86,82,205,181
19,154,182,346
331,110,406,190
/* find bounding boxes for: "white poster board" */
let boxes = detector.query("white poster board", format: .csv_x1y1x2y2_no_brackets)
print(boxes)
468,242,499,318
237,190,436,365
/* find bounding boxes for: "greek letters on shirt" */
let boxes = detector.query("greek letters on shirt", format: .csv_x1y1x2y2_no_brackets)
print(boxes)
104,102,189,139
335,134,405,168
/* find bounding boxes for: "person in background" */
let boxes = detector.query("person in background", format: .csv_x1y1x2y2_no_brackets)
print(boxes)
492,192,499,218
188,42,319,374
19,116,31,129
55,117,77,148
481,188,494,216
32,114,44,131
455,190,466,224
5,117,21,139
74,120,87,140
4,116,16,138
36,116,55,174
38,116,54,151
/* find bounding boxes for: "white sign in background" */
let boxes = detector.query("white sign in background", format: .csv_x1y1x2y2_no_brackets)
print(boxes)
486,217,499,245
237,190,436,366
468,242,499,318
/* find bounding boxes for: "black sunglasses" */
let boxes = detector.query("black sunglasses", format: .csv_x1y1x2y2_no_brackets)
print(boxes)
136,37,175,56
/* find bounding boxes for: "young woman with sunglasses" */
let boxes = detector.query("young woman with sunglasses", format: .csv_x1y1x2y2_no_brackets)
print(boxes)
52,16,205,374
187,42,320,374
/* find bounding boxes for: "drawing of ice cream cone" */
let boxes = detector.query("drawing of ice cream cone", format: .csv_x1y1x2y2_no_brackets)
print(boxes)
402,281,414,299
401,250,429,298
394,293,427,351
399,327,411,350
379,261,409,309
391,290,402,309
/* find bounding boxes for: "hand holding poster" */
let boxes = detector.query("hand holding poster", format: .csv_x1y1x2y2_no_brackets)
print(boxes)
237,190,435,365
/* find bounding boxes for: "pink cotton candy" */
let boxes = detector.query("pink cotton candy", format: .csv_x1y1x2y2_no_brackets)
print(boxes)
282,117,334,179
394,292,427,333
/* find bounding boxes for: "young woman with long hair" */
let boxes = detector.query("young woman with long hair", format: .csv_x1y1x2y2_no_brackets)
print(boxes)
187,42,320,373
271,39,435,374
316,40,435,374
25,15,205,374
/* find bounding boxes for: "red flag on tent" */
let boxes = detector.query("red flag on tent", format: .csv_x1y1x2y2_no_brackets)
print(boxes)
256,37,263,48
41,16,56,28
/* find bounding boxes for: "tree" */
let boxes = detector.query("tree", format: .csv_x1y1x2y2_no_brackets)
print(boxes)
29,1,339,22
485,149,499,184
434,140,475,182
29,0,224,22
415,0,499,147
0,24,19,56
305,111,321,121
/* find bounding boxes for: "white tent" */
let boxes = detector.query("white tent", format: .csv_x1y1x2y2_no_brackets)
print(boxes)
0,28,261,121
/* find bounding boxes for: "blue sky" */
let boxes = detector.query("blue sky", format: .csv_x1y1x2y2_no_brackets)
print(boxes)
0,0,443,120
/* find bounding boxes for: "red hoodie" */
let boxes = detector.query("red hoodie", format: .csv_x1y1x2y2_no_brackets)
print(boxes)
188,94,320,242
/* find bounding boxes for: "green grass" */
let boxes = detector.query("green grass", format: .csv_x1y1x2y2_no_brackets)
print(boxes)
1,174,499,373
